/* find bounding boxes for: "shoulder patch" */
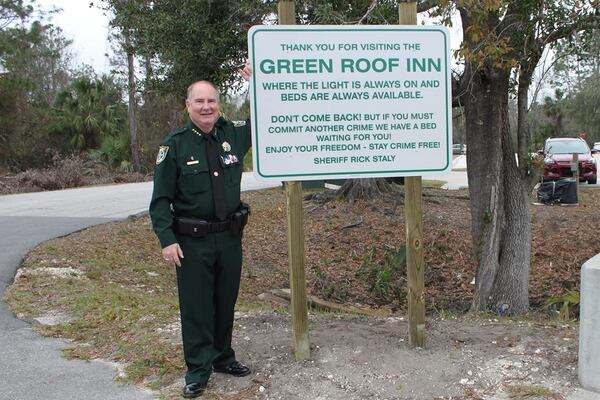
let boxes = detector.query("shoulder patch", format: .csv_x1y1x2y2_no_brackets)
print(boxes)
232,120,247,127
156,146,169,165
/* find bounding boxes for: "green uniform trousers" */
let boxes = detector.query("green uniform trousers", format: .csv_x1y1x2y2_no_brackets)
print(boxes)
175,230,242,385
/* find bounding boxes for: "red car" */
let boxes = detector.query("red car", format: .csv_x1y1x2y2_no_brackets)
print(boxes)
541,137,597,184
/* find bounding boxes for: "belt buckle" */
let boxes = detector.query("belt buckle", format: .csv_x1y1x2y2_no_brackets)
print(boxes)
193,220,208,236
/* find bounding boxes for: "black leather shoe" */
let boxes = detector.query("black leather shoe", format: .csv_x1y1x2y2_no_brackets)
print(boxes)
182,382,206,398
213,361,251,377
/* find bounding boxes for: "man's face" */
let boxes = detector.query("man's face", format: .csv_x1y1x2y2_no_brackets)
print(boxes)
185,82,220,131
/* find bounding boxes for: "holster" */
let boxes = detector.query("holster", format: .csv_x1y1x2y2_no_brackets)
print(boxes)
230,202,250,236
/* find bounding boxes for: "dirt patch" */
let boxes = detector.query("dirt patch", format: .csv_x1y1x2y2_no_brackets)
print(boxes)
160,311,580,400
239,186,600,314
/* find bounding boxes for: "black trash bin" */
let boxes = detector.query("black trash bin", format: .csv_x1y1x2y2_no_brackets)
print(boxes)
537,178,577,205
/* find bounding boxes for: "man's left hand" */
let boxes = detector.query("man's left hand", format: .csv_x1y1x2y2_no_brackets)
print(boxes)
241,59,252,81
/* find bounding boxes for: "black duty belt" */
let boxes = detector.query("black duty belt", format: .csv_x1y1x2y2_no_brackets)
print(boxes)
175,218,231,236
174,203,250,237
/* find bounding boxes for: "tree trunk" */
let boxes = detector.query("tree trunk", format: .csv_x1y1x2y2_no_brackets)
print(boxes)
516,72,530,169
463,66,505,312
517,49,543,187
336,178,396,203
464,64,531,314
125,32,141,173
490,135,531,314
516,72,541,188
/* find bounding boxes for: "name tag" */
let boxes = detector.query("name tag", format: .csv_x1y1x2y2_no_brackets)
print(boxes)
186,160,199,165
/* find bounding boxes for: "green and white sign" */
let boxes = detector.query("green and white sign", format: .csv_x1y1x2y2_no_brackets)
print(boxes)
248,25,452,181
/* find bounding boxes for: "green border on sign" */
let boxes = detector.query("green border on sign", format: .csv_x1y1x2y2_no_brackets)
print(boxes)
250,26,451,179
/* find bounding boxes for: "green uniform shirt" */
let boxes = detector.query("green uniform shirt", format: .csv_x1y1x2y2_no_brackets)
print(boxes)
149,117,251,248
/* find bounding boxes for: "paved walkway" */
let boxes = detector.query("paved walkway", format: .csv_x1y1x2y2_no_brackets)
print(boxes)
435,155,468,190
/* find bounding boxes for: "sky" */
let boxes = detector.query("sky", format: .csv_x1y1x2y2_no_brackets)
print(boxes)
31,2,465,74
37,0,113,73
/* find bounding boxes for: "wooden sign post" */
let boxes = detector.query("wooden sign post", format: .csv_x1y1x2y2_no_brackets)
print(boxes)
250,0,447,356
399,1,426,348
279,0,311,361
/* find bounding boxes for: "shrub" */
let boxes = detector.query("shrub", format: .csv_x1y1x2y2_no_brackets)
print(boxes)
544,291,580,321
17,152,84,191
89,134,131,169
357,245,407,305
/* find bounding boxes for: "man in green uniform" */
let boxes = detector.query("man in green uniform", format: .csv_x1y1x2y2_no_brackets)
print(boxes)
149,78,251,398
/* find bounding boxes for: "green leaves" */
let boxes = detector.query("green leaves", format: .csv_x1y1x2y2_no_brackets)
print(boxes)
0,2,75,169
544,290,580,320
50,76,127,151
450,0,599,76
103,0,274,95
0,0,34,30
296,0,399,25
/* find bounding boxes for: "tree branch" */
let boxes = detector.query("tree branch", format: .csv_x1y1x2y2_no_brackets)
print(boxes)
417,0,442,13
395,0,441,14
541,13,600,48
451,73,464,107
358,0,378,25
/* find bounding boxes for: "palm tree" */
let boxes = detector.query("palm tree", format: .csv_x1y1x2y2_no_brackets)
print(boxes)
51,76,125,150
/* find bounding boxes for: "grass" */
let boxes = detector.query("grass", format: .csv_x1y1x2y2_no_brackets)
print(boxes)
505,384,564,399
357,245,407,303
7,267,183,388
433,308,461,320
